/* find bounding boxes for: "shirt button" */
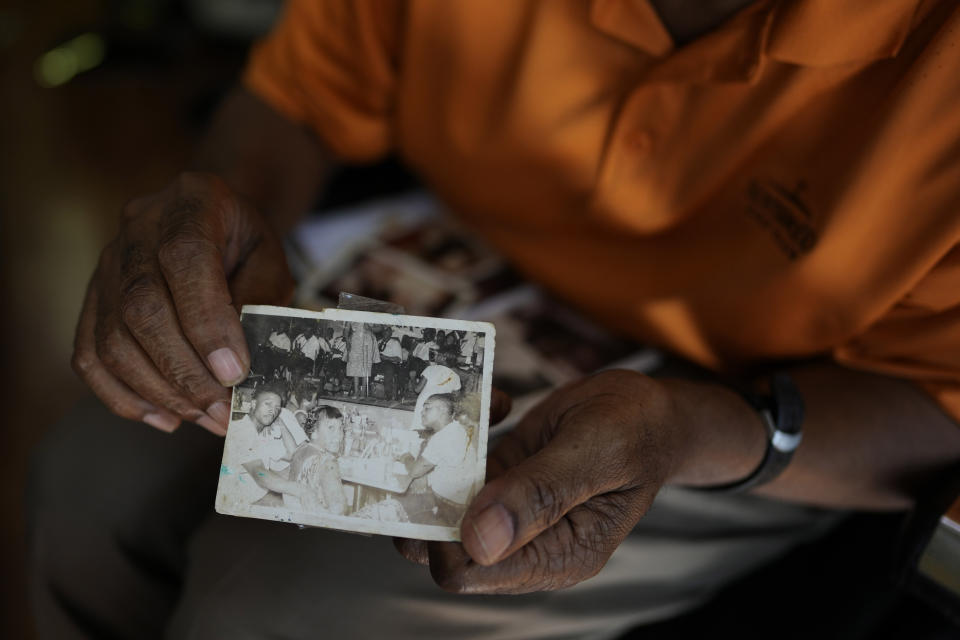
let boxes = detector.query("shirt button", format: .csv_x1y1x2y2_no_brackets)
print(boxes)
625,130,652,151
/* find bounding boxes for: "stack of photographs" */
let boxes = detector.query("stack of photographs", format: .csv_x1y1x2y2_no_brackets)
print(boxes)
291,194,662,433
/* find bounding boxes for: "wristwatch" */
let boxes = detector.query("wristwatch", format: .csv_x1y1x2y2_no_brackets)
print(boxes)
704,372,805,493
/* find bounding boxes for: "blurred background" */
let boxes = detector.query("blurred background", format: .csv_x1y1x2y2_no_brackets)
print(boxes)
0,1,281,635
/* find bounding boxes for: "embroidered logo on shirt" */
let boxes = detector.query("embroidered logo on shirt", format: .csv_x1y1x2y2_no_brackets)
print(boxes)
746,179,818,260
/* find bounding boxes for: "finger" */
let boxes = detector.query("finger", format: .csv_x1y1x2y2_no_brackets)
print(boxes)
115,240,233,426
154,174,257,387
461,411,627,566
225,221,295,309
490,388,512,426
432,493,644,594
427,542,473,592
393,537,430,566
73,282,181,432
484,391,567,480
95,308,227,436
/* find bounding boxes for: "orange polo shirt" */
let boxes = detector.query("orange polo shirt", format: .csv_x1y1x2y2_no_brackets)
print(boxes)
245,0,960,421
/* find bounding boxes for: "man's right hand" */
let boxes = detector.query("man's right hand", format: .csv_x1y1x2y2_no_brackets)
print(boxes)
72,172,294,435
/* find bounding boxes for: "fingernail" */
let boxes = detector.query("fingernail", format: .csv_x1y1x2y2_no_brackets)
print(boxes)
144,412,179,433
469,503,514,565
196,414,228,436
207,348,245,386
207,401,231,426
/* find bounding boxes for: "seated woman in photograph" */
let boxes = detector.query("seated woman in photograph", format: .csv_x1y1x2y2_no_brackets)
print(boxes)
247,405,348,516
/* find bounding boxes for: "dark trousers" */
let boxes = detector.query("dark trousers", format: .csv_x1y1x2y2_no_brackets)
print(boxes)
28,396,843,639
374,361,399,400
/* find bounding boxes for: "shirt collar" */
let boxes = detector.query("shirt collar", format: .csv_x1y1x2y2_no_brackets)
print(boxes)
765,0,923,66
590,0,923,83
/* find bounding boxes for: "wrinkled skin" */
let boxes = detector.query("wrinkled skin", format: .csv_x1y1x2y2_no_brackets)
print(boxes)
395,370,680,594
72,172,294,435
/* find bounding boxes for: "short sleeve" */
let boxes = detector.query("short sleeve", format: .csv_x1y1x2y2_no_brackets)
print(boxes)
243,0,403,162
383,338,402,358
422,425,467,467
834,245,960,423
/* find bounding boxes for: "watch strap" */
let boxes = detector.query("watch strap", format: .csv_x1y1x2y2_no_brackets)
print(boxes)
702,373,805,493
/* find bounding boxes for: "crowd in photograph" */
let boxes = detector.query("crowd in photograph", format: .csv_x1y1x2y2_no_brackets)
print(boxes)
251,320,485,408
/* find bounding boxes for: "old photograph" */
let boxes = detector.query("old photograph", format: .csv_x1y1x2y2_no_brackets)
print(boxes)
216,305,495,542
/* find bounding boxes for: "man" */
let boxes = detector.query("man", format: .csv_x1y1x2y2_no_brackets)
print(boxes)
291,326,323,375
410,329,438,373
400,394,475,526
376,330,404,401
32,1,960,638
322,327,346,386
222,383,308,507
248,405,348,516
264,326,293,380
315,327,332,357
458,331,479,367
411,350,462,431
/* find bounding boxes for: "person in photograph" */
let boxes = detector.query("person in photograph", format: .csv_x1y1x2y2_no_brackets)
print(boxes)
265,326,294,380
292,325,322,375
399,394,474,526
231,383,298,468
345,323,380,398
410,329,437,373
268,327,292,352
229,383,308,507
473,334,484,368
398,336,414,399
443,331,461,352
314,327,332,376
376,331,403,401
406,330,439,404
458,332,479,367
323,327,346,387
249,405,348,516
411,350,462,430
286,379,317,414
321,376,340,396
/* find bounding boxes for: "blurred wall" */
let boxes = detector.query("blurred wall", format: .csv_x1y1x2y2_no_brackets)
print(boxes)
0,1,257,635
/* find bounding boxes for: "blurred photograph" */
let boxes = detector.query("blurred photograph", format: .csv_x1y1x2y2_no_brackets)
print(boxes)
313,247,466,316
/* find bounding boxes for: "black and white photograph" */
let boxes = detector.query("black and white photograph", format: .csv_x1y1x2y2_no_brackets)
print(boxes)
216,305,495,542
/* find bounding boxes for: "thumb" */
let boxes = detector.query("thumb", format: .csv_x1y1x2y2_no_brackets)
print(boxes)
460,426,612,566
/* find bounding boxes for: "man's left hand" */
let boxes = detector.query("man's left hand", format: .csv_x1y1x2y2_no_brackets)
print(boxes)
396,370,690,594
